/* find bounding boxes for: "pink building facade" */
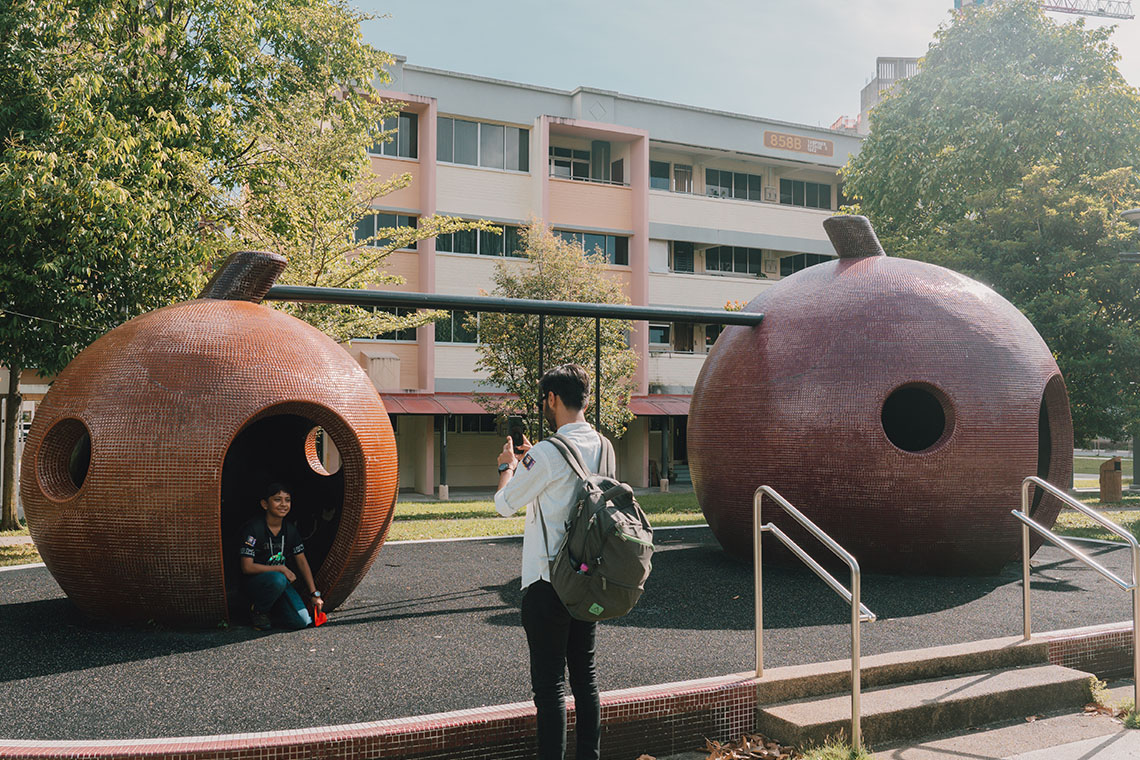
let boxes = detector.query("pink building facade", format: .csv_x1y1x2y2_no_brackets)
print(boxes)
344,58,863,494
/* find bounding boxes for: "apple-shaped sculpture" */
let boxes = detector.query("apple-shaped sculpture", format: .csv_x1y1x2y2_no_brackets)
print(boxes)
689,216,1073,574
20,252,398,625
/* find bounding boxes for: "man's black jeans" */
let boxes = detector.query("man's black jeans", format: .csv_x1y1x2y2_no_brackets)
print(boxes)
520,580,601,760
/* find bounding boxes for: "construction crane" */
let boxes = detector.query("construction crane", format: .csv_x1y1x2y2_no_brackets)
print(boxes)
956,0,1134,18
1040,1,1133,18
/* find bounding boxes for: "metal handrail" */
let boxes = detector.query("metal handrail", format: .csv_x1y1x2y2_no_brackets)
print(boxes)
1014,476,1140,710
755,486,875,749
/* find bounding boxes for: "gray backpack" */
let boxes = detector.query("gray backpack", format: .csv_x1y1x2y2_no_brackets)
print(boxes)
537,432,654,622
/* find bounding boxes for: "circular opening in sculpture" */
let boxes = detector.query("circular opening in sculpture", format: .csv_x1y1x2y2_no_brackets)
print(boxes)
881,384,953,453
221,409,353,593
305,426,341,476
37,418,91,500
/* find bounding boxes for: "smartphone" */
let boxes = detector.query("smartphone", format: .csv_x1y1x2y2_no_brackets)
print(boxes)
508,415,525,454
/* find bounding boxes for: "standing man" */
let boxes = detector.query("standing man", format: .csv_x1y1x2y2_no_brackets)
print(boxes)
494,364,609,760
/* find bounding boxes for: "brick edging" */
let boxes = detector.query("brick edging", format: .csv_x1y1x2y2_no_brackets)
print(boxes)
2,622,1133,760
1042,620,1135,679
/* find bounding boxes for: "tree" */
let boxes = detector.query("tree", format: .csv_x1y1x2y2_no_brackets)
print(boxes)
474,223,638,439
841,0,1140,441
0,0,393,529
224,89,491,343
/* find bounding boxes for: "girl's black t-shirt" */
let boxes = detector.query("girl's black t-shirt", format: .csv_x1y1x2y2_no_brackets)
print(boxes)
239,517,305,565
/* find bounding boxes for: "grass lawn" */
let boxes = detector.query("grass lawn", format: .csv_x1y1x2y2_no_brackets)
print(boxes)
387,491,705,541
0,493,707,566
1074,455,1133,477
0,543,41,567
1052,493,1140,543
7,483,1134,566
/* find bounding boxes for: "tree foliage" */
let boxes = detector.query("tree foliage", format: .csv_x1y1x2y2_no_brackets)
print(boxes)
841,0,1140,441
474,223,638,439
845,0,1140,243
0,0,394,527
224,89,492,343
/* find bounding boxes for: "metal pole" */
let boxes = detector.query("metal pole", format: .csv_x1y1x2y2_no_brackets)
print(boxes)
440,415,448,486
1023,522,1032,640
1133,544,1140,709
538,315,545,440
754,490,764,677
595,317,601,431
851,567,862,749
1021,480,1032,641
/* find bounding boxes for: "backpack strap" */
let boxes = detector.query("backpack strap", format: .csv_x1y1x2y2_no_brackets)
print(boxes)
599,434,616,479
547,433,592,480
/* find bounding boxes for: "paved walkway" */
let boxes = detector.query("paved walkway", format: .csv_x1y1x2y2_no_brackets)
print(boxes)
0,527,1135,743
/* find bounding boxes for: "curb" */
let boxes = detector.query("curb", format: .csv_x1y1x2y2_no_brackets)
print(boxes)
0,621,1133,760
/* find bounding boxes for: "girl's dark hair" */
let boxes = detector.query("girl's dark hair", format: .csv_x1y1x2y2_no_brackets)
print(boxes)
539,364,590,411
261,482,291,501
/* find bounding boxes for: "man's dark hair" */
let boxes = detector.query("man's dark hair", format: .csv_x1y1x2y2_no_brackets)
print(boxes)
539,364,590,411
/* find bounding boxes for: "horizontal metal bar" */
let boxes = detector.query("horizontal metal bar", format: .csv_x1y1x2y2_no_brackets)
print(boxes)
764,523,876,621
756,486,863,571
265,285,766,326
1022,477,1140,549
1011,510,1134,591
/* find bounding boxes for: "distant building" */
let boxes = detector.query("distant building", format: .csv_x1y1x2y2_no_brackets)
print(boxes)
858,57,919,134
352,57,863,494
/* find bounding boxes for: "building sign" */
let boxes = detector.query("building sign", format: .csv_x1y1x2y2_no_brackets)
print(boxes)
764,131,834,158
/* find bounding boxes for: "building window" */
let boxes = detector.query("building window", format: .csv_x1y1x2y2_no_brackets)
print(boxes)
435,310,479,343
650,161,670,190
705,324,723,347
370,112,418,159
671,241,695,273
649,323,671,347
704,246,762,276
367,307,418,341
354,212,418,250
673,323,694,353
780,253,832,277
779,179,832,210
437,224,525,257
460,415,498,433
673,164,693,193
555,230,629,265
705,168,762,201
438,117,528,171
549,146,590,180
437,415,497,434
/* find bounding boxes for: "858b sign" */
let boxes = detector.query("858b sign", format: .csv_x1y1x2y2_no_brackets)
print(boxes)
764,131,834,157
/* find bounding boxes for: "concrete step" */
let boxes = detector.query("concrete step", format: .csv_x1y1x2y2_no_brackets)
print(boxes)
755,634,1047,704
756,664,1094,749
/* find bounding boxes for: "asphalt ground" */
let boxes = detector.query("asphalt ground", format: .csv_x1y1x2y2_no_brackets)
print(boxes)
0,526,1134,741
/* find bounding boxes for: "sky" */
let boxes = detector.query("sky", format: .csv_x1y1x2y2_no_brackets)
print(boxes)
356,0,1140,130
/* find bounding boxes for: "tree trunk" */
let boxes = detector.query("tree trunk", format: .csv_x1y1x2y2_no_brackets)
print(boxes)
1,362,22,531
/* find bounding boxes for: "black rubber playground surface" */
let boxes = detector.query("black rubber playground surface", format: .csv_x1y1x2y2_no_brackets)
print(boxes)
0,526,1132,741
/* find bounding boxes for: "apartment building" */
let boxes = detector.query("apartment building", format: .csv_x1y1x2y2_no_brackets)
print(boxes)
346,57,863,494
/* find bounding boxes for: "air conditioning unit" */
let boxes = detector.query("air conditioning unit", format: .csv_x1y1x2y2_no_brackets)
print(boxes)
764,186,778,202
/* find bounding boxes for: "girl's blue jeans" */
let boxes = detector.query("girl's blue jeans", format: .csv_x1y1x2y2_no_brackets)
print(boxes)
242,572,312,629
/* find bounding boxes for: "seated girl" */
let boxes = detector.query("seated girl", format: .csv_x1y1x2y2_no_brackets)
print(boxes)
238,482,324,630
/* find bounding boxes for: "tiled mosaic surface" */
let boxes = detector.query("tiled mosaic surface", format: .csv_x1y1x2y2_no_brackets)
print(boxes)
689,217,1073,574
19,295,399,626
1045,622,1135,679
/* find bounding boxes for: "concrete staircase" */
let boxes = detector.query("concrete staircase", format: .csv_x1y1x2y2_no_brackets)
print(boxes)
754,636,1096,749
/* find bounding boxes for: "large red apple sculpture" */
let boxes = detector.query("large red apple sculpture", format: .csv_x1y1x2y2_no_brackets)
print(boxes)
21,251,398,625
688,216,1072,574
